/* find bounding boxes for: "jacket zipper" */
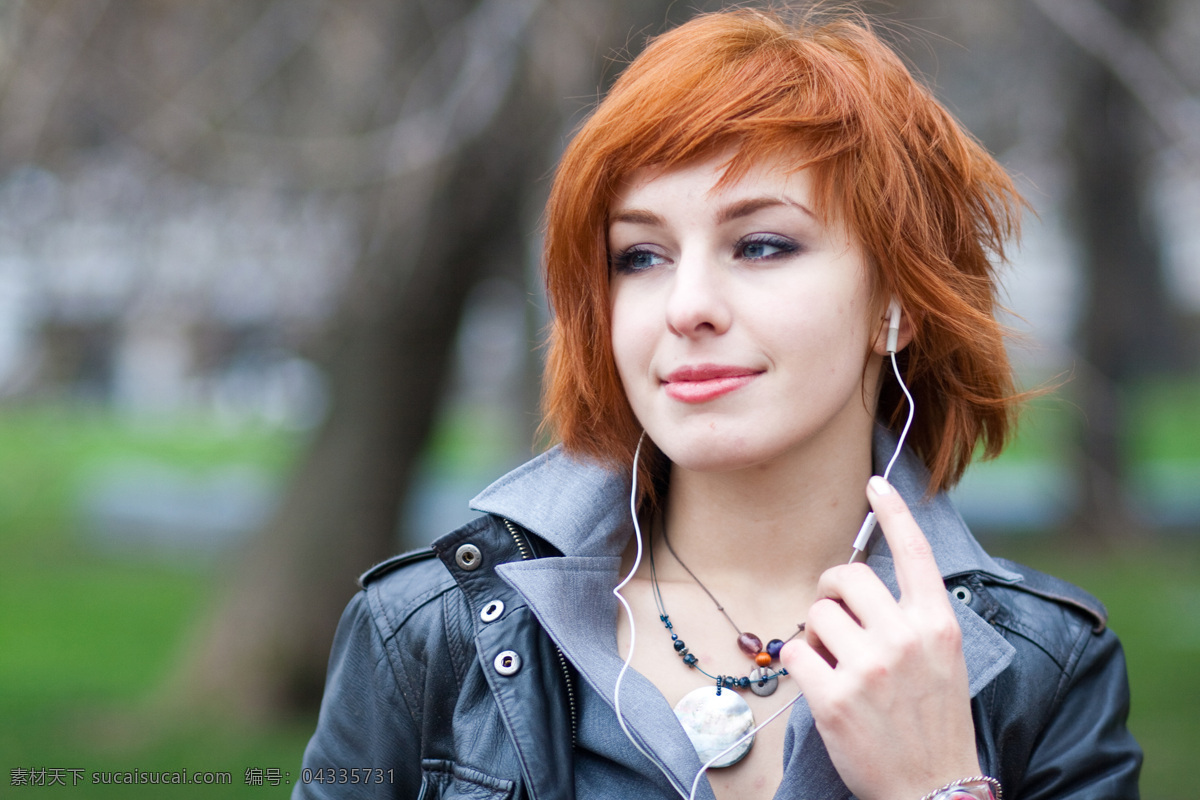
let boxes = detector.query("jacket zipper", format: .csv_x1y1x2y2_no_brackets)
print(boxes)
501,516,579,747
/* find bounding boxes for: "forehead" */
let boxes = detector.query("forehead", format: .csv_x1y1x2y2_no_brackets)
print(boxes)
606,151,863,247
613,150,815,209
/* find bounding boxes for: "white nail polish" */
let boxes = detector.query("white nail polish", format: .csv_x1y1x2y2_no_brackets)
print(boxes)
868,475,893,495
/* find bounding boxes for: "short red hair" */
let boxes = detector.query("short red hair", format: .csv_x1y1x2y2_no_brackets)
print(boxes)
542,7,1022,494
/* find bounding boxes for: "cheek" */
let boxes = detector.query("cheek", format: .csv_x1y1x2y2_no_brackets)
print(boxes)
609,287,654,382
773,290,872,381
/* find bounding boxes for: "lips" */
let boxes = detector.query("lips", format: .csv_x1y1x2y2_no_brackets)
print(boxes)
662,364,761,403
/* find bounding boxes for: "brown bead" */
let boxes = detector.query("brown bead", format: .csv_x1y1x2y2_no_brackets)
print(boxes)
737,632,763,657
755,651,772,667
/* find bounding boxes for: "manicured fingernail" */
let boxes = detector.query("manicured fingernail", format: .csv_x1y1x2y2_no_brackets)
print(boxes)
868,476,893,495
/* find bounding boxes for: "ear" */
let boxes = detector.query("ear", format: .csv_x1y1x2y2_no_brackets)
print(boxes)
872,298,914,356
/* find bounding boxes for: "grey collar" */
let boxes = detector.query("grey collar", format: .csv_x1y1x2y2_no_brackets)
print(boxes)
470,445,633,558
471,426,1022,586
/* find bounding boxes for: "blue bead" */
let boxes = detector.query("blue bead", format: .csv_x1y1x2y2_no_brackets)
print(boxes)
673,639,686,652
738,677,750,688
683,654,698,666
766,639,785,659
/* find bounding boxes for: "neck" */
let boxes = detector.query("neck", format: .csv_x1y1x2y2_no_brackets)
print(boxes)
656,426,876,589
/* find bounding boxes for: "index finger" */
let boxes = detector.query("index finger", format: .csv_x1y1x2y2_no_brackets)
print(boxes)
866,475,945,604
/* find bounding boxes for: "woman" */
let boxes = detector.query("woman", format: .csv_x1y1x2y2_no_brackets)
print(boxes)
297,8,1141,800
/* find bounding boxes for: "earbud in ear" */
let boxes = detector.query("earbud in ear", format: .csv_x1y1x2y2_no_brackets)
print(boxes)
886,297,902,354
853,295,915,562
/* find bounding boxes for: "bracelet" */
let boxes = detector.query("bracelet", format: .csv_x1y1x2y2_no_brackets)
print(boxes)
919,776,1002,800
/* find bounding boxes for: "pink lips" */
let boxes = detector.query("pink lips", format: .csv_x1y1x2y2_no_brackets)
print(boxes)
662,364,761,403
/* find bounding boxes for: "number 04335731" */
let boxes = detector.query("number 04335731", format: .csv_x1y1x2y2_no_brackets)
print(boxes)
301,768,395,785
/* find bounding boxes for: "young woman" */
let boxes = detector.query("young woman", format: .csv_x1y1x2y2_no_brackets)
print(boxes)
297,8,1141,800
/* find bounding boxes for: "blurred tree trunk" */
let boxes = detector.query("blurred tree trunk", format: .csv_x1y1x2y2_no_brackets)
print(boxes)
171,2,542,716
176,128,539,715
170,0,681,718
1053,0,1184,540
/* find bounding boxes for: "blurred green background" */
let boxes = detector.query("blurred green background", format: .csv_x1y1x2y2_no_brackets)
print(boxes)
0,409,310,797
2,1,1199,798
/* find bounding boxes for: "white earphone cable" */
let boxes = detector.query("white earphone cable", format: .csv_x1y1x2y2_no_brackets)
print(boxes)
613,434,692,799
882,350,915,482
613,433,805,800
850,345,916,561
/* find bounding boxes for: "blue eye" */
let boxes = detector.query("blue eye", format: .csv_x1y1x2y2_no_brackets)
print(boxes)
611,247,668,274
738,235,797,261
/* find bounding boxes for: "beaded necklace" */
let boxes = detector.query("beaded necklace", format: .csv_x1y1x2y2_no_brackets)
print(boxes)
648,521,809,768
648,522,804,697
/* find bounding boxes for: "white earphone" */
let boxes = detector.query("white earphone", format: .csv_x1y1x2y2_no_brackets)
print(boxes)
886,296,902,354
850,296,913,561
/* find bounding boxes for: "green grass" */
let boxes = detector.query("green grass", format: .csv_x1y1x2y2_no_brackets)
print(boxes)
1126,378,1200,463
0,405,310,797
0,405,300,560
0,563,207,707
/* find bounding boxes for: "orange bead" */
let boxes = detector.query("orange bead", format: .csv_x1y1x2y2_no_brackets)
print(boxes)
755,651,771,667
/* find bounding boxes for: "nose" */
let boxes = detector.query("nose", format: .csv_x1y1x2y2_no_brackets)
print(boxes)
665,254,732,338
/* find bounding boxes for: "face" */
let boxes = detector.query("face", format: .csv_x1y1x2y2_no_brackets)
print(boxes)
608,152,886,474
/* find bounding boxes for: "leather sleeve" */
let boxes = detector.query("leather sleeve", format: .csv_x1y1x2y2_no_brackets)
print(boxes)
1016,625,1142,800
293,592,421,799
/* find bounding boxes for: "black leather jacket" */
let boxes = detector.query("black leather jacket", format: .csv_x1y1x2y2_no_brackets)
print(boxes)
296,446,1141,799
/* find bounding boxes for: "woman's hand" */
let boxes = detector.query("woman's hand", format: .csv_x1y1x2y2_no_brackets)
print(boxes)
779,476,981,800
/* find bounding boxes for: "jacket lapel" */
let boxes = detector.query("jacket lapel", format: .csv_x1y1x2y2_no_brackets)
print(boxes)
433,517,577,800
498,556,714,800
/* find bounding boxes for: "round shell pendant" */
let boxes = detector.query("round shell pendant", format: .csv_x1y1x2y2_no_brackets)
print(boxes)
748,667,779,697
672,685,755,768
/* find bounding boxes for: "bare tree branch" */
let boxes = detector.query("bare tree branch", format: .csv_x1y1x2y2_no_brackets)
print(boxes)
132,0,326,161
124,0,545,189
0,1,110,163
1029,0,1200,164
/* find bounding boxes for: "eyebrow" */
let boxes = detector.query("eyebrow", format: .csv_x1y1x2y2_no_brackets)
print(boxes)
608,196,816,228
717,196,816,224
609,209,662,226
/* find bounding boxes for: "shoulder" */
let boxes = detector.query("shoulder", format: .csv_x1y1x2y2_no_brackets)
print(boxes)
354,548,458,636
360,545,454,608
989,556,1107,632
964,561,1142,797
970,558,1108,675
353,513,512,641
963,557,1131,744
331,519,503,721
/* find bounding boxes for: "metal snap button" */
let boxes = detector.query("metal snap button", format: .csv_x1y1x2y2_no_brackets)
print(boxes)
950,585,973,605
480,599,505,623
493,650,521,676
455,543,482,571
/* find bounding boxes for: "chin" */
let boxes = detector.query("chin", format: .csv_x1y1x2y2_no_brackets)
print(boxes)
650,412,862,478
656,436,776,475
